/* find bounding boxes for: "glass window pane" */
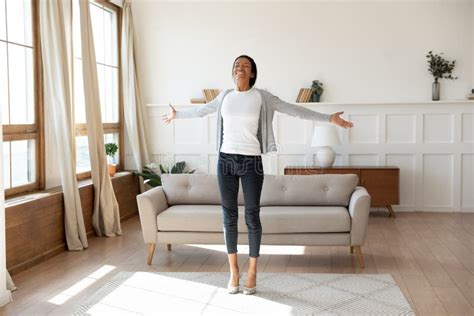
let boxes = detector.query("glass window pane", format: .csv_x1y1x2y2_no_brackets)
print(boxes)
103,66,118,123
0,42,9,124
90,2,104,64
97,63,105,121
103,7,111,65
103,7,117,66
76,135,91,173
72,0,81,59
104,133,119,165
0,0,6,41
8,43,34,124
6,0,32,46
3,141,10,189
110,8,117,67
11,139,35,187
74,58,86,123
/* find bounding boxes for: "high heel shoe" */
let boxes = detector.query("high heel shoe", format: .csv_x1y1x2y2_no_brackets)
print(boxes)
243,285,256,295
227,273,241,294
243,274,257,295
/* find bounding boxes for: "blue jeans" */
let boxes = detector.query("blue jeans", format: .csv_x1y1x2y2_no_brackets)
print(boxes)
217,151,265,258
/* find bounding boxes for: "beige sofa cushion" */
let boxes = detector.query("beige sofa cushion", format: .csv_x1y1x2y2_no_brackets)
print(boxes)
161,174,244,205
260,206,350,233
157,205,350,233
261,174,358,206
162,173,358,207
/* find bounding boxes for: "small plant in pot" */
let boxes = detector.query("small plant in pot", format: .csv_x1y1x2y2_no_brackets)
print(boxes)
105,142,118,176
135,161,196,190
426,51,458,101
310,80,324,102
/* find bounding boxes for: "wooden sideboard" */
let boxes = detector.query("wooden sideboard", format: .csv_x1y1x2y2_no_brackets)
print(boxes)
284,166,399,218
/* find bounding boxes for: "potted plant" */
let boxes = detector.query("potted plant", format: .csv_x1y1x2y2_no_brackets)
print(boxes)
135,161,196,190
105,142,118,176
426,51,458,101
310,80,324,102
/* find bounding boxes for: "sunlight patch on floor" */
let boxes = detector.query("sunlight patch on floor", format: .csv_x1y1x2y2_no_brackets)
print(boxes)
84,272,293,315
186,244,307,255
47,265,116,305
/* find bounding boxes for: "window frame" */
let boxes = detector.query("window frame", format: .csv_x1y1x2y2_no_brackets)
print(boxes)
2,0,45,197
75,0,124,181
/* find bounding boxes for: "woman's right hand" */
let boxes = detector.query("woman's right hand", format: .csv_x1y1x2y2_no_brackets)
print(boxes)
162,104,176,124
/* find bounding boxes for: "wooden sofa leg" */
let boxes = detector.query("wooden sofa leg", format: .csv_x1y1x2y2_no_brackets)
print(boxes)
354,246,365,269
147,243,156,265
167,244,172,251
387,205,396,218
350,246,354,254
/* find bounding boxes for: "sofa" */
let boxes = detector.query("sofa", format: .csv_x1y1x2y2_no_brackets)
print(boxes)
137,173,371,268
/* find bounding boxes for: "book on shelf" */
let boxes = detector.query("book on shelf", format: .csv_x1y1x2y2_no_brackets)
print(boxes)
203,89,220,103
296,88,313,103
190,98,206,104
304,88,312,102
296,89,304,102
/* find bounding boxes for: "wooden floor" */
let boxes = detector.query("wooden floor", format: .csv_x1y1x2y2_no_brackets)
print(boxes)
1,211,473,315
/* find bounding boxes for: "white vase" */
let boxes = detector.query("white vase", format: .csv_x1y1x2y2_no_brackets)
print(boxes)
316,146,336,167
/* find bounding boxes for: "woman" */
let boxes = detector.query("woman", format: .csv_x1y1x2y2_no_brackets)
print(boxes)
162,55,353,295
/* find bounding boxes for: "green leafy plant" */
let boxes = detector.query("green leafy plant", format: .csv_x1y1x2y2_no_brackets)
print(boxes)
135,161,196,187
105,143,118,164
310,80,324,102
426,51,458,83
311,80,324,96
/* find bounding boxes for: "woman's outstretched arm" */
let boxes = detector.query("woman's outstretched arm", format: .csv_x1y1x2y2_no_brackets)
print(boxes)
265,91,353,128
162,91,225,124
267,91,332,122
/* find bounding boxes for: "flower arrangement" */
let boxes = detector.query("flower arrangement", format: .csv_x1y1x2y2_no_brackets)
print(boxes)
426,51,458,83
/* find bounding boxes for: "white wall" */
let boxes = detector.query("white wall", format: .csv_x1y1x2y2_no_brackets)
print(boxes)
132,0,473,104
472,0,474,91
147,100,474,212
44,0,474,187
129,0,474,213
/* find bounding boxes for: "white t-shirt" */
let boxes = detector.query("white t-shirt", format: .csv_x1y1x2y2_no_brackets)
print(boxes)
220,87,262,155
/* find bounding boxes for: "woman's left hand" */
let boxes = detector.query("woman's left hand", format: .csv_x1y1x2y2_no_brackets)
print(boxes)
330,111,354,129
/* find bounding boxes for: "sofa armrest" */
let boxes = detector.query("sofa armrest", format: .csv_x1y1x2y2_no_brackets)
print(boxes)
136,186,169,244
348,186,371,246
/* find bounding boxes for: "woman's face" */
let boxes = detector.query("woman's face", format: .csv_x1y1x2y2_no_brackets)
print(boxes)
233,57,254,85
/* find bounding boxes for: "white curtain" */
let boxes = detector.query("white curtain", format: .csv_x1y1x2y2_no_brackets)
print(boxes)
39,0,88,250
78,0,122,237
6,272,15,291
122,0,150,192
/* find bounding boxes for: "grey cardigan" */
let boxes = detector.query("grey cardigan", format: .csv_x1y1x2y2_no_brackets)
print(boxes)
175,88,332,154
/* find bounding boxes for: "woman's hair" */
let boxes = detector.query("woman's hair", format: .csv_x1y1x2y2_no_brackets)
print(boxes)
232,55,257,88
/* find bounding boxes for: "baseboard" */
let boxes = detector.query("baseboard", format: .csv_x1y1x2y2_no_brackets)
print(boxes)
370,206,414,212
121,211,138,222
0,290,12,307
370,206,474,212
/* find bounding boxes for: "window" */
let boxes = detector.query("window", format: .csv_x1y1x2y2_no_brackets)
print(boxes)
73,0,122,179
1,0,43,196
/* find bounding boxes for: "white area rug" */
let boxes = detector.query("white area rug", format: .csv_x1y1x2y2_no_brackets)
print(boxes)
73,272,414,315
